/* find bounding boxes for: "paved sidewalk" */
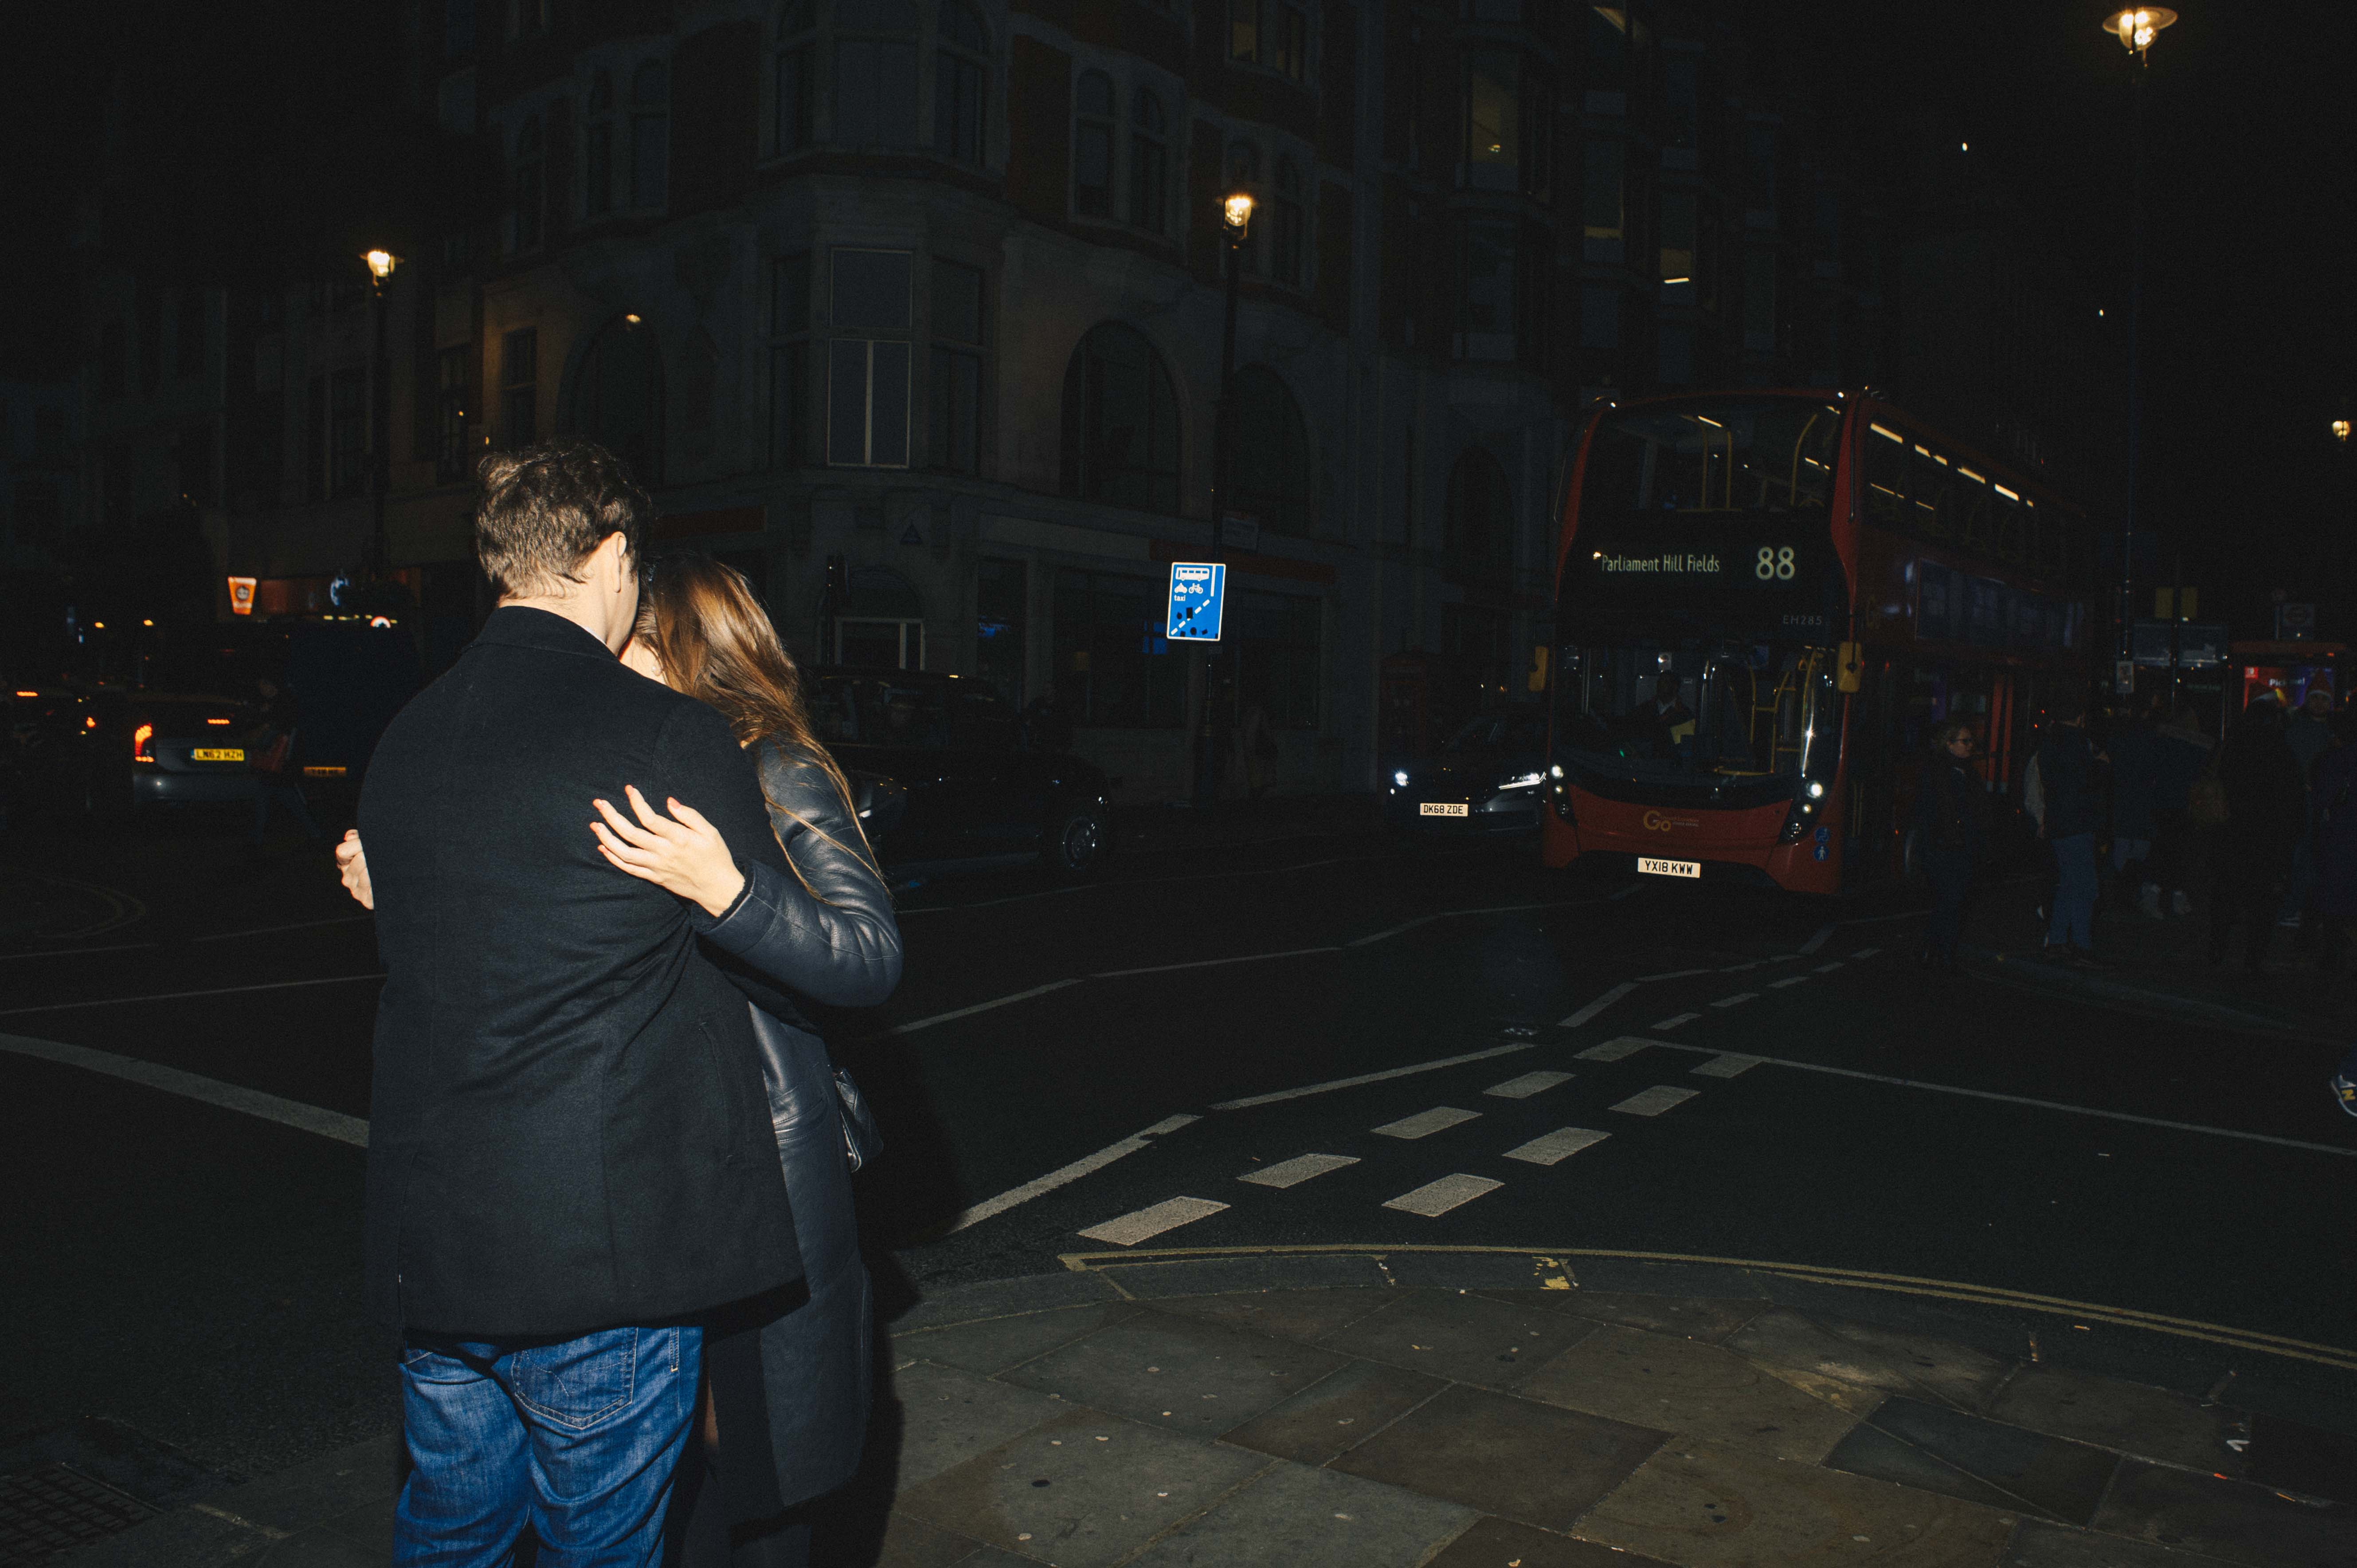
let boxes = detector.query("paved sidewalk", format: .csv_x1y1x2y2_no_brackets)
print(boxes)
57,1250,2357,1568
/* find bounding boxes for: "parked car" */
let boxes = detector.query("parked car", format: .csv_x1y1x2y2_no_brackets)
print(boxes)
810,668,1113,879
4,687,259,818
1383,703,1550,833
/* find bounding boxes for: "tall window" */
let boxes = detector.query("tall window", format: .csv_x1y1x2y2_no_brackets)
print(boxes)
443,0,475,59
1586,4,1628,87
1272,157,1305,285
1053,569,1185,726
575,317,665,482
1744,125,1777,215
329,368,367,499
975,558,1026,707
584,71,614,217
513,113,545,251
173,290,205,379
929,259,985,474
1230,365,1310,534
1235,590,1321,728
1129,90,1167,233
1060,322,1180,514
776,1,816,153
1074,71,1114,216
1444,447,1513,569
1659,189,1697,285
501,328,537,448
1582,139,1624,244
1457,219,1516,361
827,248,912,468
771,252,811,468
437,344,474,481
630,61,670,210
835,0,920,147
1662,55,1698,149
935,0,987,165
1229,0,1307,81
1463,51,1519,191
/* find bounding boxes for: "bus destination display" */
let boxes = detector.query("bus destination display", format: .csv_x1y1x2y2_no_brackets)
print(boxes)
1569,520,1843,639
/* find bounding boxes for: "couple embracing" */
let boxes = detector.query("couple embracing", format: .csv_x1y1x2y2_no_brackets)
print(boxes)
346,439,901,1566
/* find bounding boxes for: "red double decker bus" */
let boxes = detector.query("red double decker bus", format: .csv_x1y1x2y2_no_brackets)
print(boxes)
1541,391,2098,894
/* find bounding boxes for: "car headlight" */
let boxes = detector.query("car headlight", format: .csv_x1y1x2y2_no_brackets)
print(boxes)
1499,772,1543,791
1393,770,1410,787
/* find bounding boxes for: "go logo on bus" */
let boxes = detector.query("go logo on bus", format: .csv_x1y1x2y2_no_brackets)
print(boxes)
1754,545,1797,581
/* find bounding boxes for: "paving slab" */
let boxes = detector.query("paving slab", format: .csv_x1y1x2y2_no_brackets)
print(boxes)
1517,1324,1861,1464
1123,1458,1476,1568
1215,1359,1447,1466
2002,1519,2236,1568
890,1406,1267,1568
1329,1384,1664,1532
996,1311,1348,1436
1313,1289,1600,1391
251,1531,389,1566
889,1362,1070,1490
1142,1287,1396,1346
1578,1439,2022,1568
1823,1423,2044,1517
1726,1309,2017,1416
873,1509,993,1568
2091,1459,2357,1568
1091,1253,1393,1300
2245,1412,2357,1505
1829,1398,2121,1525
1478,1288,1770,1345
895,1273,1126,1334
893,1303,1143,1380
1425,1514,1680,1568
1986,1365,2239,1474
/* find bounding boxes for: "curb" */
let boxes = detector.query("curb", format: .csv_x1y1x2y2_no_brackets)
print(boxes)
1965,945,2343,1043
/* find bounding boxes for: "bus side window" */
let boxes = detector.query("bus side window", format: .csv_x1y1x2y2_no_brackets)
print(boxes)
1865,427,1908,529
1910,450,1950,542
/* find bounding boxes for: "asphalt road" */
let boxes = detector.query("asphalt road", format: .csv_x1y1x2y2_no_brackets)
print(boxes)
5,805,2354,1484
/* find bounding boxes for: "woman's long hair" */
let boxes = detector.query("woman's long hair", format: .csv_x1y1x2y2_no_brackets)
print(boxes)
633,551,879,885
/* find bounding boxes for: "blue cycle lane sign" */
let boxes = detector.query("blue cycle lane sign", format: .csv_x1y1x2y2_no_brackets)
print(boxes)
1166,562,1226,641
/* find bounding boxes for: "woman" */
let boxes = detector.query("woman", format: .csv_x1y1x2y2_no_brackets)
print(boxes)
1911,719,1984,972
337,553,900,1568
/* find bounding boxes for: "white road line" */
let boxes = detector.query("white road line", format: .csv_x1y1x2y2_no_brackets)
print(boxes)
0,1032,368,1147
1209,1042,1536,1111
1485,1070,1573,1100
1800,924,1835,954
1650,1013,1701,1031
881,978,1087,1036
1382,1173,1503,1217
1638,1041,2357,1159
1611,1085,1700,1117
1349,916,1437,947
1854,947,1883,959
1692,1054,1763,1079
1635,968,1715,982
1768,976,1811,989
946,1114,1200,1232
1078,1197,1229,1247
1721,962,1763,973
1813,961,1846,973
191,915,374,943
0,974,385,1018
1372,1106,1480,1140
1710,993,1757,1009
1094,945,1341,980
1577,1037,1653,1062
1559,982,1637,1029
1238,1153,1360,1189
1502,1127,1611,1166
0,942,157,963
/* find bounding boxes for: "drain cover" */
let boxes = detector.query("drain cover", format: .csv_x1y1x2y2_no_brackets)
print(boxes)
0,1462,156,1565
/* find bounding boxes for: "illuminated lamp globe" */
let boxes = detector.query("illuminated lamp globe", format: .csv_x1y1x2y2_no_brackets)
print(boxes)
1222,192,1254,235
2334,418,2352,445
363,249,399,283
2102,7,2176,60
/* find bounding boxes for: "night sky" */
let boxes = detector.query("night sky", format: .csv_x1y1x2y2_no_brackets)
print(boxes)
6,2,2349,638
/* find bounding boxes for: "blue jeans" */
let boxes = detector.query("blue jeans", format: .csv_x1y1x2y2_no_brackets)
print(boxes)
2045,833,2098,950
395,1324,701,1568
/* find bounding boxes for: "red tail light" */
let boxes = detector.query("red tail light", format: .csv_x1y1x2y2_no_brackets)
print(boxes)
133,722,154,762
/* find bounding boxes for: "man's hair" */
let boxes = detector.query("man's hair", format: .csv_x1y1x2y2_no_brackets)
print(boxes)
474,438,651,598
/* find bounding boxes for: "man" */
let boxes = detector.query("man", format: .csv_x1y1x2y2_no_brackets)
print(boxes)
2033,692,2106,967
359,440,801,1566
1635,674,1695,755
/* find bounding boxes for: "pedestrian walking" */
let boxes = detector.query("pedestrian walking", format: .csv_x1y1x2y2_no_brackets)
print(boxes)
2308,714,2357,976
2144,708,2211,918
247,675,326,856
2207,694,2307,975
355,441,813,1567
1912,719,1985,971
2105,699,2164,901
2032,692,2106,967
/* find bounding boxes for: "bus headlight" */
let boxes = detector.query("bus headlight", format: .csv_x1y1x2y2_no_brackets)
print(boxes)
1499,772,1543,791
1806,780,1825,798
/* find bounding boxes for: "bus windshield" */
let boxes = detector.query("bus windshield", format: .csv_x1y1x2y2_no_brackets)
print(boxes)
1553,640,1838,791
1580,396,1842,515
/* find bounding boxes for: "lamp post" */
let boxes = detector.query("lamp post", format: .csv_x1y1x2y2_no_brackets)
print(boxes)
1193,190,1254,808
363,249,400,586
2100,8,2174,698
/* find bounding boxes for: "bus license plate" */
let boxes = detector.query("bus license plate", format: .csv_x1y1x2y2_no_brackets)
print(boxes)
1419,802,1468,817
192,748,245,762
1638,857,1700,879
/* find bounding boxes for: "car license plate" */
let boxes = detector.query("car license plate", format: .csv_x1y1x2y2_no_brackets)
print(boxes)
192,748,245,762
1419,802,1468,817
1638,857,1700,879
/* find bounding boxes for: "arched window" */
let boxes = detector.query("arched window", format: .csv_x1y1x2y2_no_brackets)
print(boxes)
1229,365,1311,535
512,114,545,252
573,316,665,485
630,60,670,210
835,0,920,147
935,0,988,165
1074,71,1115,217
1444,447,1513,568
1060,322,1180,514
1129,89,1167,233
1226,140,1262,273
1272,156,1305,285
776,1,816,152
584,72,614,217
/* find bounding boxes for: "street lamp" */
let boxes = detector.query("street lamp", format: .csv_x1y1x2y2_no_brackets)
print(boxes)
2334,418,2352,446
362,250,401,587
2098,10,2173,697
1194,190,1255,808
